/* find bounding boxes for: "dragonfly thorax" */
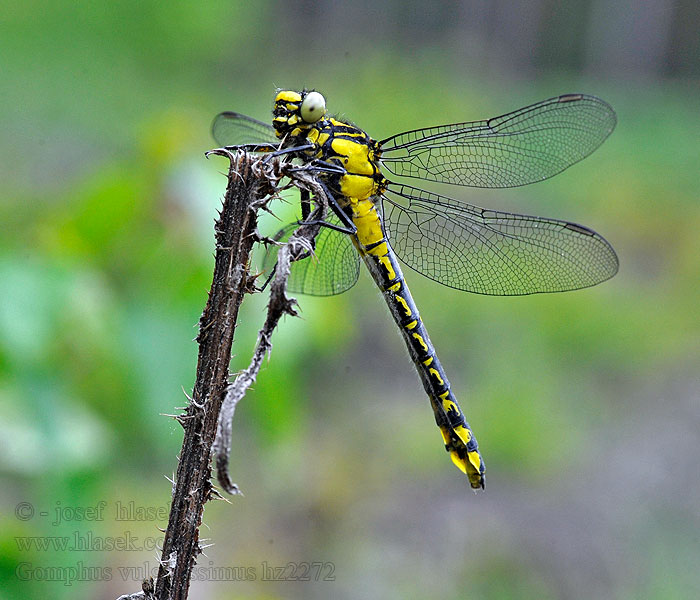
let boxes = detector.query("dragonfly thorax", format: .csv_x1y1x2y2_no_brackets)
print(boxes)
272,90,384,202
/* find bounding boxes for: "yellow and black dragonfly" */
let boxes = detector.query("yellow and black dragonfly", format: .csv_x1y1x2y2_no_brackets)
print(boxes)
211,90,618,489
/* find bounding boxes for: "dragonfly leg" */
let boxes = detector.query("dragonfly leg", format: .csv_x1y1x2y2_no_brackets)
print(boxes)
300,189,311,221
211,143,280,154
297,159,346,176
297,179,357,235
261,143,317,163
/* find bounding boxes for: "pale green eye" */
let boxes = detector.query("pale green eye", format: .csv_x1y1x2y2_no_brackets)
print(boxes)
300,91,326,123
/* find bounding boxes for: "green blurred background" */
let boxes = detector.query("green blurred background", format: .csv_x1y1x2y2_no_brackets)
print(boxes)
1,2,698,599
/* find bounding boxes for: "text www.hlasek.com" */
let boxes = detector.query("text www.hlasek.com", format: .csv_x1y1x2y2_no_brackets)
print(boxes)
15,531,160,552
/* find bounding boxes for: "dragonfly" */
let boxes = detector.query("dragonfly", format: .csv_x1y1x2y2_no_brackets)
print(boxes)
211,89,618,489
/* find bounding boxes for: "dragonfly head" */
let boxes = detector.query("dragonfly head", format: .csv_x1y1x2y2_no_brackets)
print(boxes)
273,90,326,138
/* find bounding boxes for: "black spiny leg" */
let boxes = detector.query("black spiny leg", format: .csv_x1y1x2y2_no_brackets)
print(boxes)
298,179,356,235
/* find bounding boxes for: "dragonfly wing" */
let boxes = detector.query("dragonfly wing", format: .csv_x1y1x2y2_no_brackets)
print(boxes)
379,94,616,189
211,111,277,147
381,183,618,296
263,215,360,297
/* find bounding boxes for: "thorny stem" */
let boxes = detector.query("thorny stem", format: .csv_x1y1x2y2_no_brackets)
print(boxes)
214,170,329,494
117,150,329,600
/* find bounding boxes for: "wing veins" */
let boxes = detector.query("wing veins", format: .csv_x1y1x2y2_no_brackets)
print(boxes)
378,95,616,189
381,183,618,295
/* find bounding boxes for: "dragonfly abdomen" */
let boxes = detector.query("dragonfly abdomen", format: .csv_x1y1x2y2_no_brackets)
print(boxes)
350,198,485,489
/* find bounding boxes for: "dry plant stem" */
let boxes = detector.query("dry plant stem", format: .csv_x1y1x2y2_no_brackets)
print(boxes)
150,149,265,600
214,169,329,494
115,149,330,600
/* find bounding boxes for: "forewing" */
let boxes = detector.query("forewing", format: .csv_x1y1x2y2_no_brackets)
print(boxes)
263,215,360,297
211,111,277,147
382,183,618,295
379,95,616,188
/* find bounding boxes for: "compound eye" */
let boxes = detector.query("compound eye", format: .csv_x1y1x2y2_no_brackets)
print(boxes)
300,91,326,123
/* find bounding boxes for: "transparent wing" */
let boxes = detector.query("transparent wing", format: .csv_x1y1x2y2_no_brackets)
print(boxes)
379,94,616,189
211,111,277,147
263,214,360,297
382,183,618,296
